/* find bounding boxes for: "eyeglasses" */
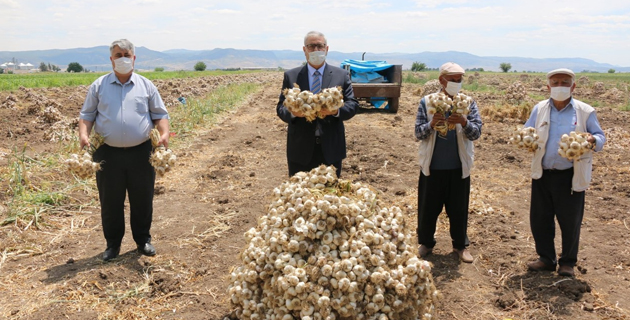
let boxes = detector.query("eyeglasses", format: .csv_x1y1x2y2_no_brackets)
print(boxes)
305,43,326,50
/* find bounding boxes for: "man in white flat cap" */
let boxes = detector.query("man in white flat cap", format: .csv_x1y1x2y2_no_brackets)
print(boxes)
414,62,483,263
523,68,606,277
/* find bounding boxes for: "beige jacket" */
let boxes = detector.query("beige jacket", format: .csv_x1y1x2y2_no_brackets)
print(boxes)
531,99,594,192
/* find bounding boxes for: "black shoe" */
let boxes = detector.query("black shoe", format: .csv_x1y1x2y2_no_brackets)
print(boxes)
137,243,156,256
103,247,120,261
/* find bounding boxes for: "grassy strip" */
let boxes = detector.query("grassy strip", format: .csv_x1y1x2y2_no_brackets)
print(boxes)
0,69,263,91
169,82,260,148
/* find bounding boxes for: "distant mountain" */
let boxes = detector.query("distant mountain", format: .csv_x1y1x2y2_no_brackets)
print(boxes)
1,47,628,73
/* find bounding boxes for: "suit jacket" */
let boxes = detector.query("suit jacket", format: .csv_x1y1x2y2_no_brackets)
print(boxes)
277,64,358,165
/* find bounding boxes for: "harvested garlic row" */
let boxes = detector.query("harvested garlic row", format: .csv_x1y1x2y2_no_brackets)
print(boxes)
509,126,539,152
227,165,438,320
558,131,593,161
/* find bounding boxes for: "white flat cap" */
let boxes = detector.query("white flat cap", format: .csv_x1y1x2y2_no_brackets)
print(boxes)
546,68,575,79
439,62,465,75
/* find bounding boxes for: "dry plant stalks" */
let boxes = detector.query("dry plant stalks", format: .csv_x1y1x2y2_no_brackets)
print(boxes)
282,84,344,122
149,128,176,178
64,133,105,179
227,165,438,320
509,126,539,152
557,131,594,161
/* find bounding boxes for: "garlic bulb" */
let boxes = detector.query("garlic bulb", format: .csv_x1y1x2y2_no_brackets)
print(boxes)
448,93,473,131
282,85,344,122
509,126,539,152
65,152,101,179
557,131,594,161
149,128,176,178
227,165,437,320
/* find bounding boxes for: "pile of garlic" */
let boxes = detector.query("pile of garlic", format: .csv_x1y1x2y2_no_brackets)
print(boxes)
558,131,593,161
65,133,105,179
227,165,437,320
148,128,176,178
447,93,472,131
509,126,539,152
282,85,344,122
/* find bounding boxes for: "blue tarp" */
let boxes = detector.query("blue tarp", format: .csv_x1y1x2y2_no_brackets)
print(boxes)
340,59,394,108
340,59,393,73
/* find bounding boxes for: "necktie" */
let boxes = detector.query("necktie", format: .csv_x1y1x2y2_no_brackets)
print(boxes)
312,71,321,94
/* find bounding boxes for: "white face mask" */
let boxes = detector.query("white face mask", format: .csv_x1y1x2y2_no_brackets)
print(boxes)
444,81,462,96
113,57,134,74
550,86,572,101
308,51,326,66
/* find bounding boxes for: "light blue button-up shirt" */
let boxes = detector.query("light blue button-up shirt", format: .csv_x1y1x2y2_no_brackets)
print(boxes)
80,72,169,148
307,63,325,91
524,98,605,170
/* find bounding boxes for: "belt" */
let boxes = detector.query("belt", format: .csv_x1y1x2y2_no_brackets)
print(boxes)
543,168,572,174
315,137,321,144
106,140,150,150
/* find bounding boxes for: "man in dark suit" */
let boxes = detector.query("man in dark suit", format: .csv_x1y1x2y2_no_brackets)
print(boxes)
277,31,358,178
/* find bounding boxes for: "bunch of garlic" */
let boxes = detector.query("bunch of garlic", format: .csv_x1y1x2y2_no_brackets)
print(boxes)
283,85,344,122
64,132,105,179
558,131,593,161
426,92,452,137
283,87,321,122
149,128,176,178
448,93,472,130
509,126,539,152
65,152,101,179
227,165,437,320
316,86,344,118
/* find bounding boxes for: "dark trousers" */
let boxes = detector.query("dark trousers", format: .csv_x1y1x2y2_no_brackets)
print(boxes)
288,141,342,178
530,169,585,267
417,169,470,250
93,140,155,248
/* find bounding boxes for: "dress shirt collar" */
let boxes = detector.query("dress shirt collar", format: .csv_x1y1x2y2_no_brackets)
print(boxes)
549,97,575,112
307,63,326,77
108,72,137,85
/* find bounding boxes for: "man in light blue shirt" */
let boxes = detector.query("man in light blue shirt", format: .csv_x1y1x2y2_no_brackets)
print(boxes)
79,39,170,261
524,68,605,277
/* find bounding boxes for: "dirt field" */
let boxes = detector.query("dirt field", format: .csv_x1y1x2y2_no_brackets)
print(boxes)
0,72,629,320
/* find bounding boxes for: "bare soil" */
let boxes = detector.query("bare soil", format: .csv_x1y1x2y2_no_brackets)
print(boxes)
0,72,629,320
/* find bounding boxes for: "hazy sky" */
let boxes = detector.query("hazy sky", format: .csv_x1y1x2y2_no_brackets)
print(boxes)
2,0,629,66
